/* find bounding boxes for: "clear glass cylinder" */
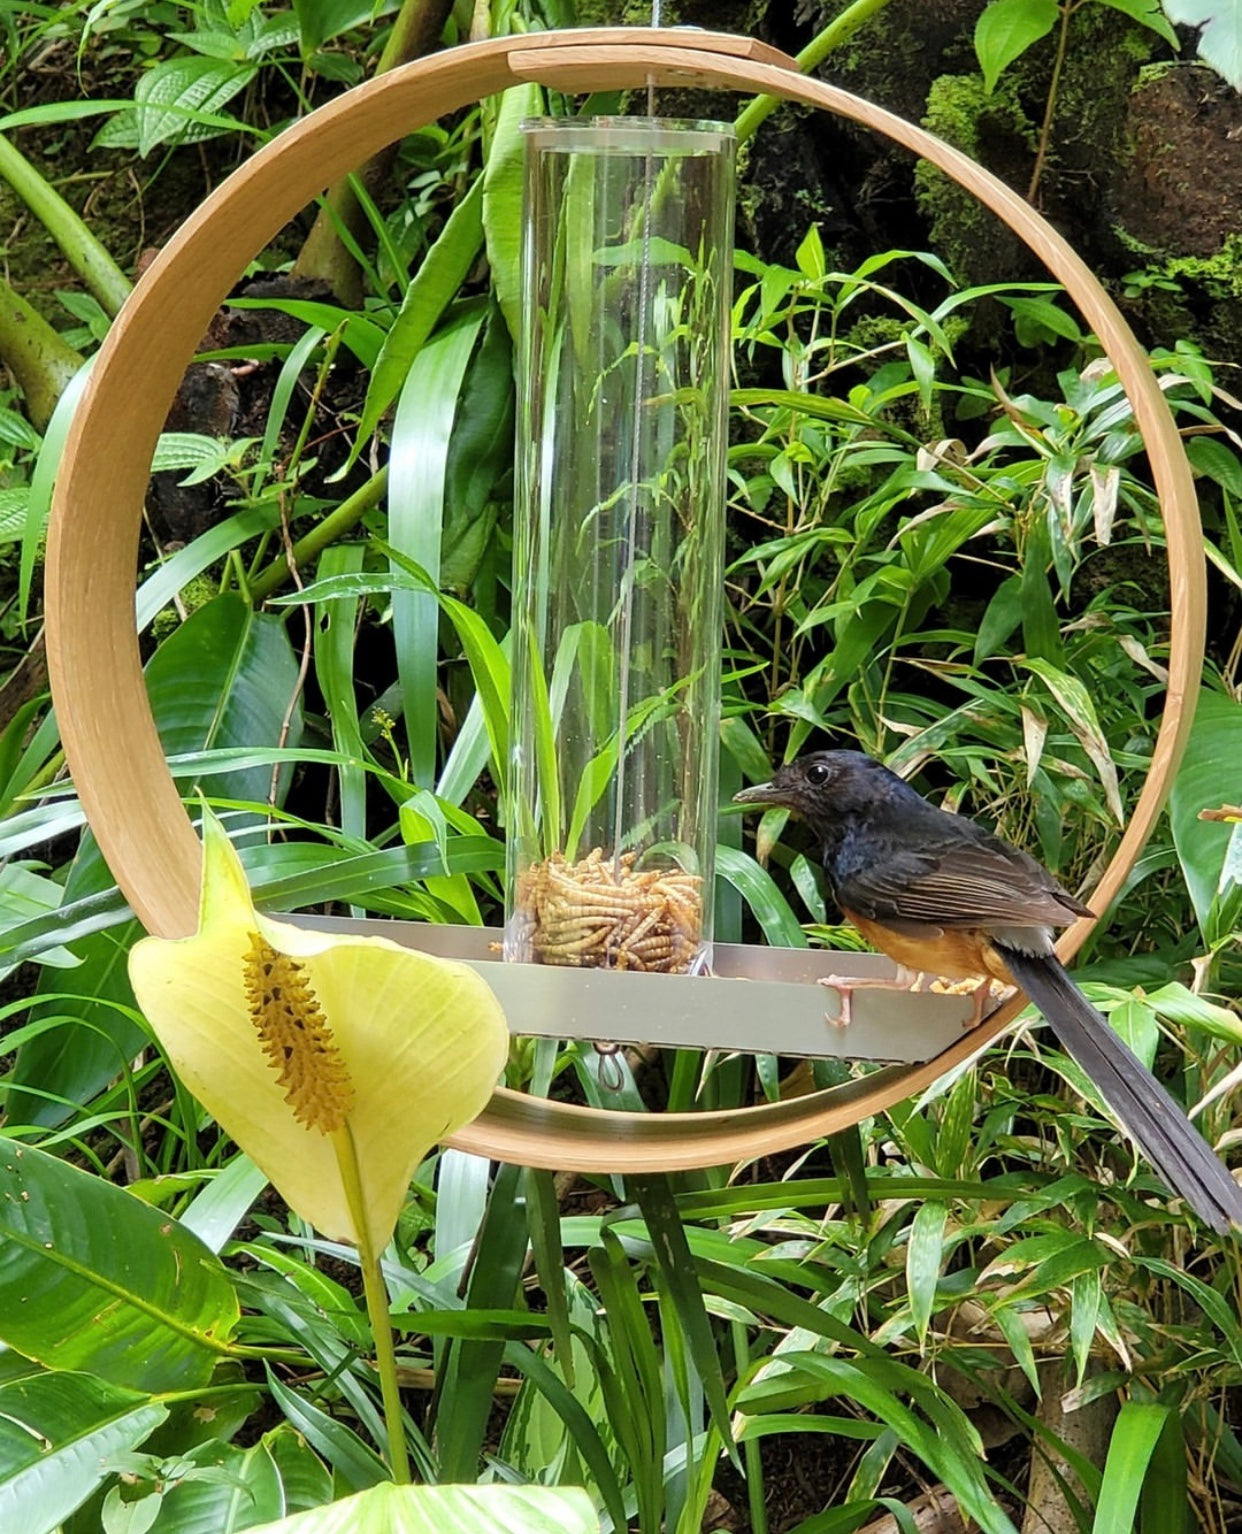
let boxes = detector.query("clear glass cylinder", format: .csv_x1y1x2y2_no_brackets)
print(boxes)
506,118,736,976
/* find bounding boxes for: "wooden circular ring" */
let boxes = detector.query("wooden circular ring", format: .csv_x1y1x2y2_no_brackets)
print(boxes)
47,30,1206,1172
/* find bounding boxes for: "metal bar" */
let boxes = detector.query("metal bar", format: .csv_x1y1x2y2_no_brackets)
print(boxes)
288,917,978,1063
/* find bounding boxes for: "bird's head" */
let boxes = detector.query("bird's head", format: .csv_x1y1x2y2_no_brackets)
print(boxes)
733,750,900,836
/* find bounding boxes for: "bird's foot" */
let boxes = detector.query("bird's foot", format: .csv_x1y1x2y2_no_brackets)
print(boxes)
817,967,922,1027
925,975,1014,1029
818,971,1011,1029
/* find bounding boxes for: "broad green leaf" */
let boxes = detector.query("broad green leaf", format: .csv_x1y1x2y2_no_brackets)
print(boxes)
1168,689,1242,945
1094,0,1179,45
1162,0,1241,87
715,844,807,948
441,303,514,592
0,1371,168,1534
148,1425,332,1531
7,830,145,1132
0,1141,238,1390
147,593,304,810
245,1481,598,1534
129,811,508,1250
130,56,255,155
975,0,1059,92
291,0,374,53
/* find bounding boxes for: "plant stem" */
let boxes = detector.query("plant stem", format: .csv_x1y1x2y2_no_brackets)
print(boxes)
1027,0,1077,203
733,0,898,144
334,1122,411,1484
0,133,132,317
0,276,83,432
249,465,389,602
292,0,455,304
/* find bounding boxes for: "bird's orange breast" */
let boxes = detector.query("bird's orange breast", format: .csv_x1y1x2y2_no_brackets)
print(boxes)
843,911,1014,985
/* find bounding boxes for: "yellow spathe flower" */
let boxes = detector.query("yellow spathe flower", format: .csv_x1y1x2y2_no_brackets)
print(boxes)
128,810,509,1251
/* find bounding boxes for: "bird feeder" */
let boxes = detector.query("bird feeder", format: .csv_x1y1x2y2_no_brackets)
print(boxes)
506,116,734,978
45,29,1206,1174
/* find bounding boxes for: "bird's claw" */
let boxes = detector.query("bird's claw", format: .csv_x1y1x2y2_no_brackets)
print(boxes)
817,971,1011,1030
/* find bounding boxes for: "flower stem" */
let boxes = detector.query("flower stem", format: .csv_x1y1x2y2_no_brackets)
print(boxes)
733,0,898,144
334,1123,411,1484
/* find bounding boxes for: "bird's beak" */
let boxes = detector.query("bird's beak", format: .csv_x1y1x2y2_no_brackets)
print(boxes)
733,781,777,806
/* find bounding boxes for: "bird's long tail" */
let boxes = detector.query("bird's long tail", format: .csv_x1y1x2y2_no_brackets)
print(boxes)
997,945,1242,1235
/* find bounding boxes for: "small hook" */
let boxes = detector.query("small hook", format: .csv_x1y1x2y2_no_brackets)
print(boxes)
594,1041,626,1094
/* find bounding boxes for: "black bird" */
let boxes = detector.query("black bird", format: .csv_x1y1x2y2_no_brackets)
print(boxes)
735,749,1242,1234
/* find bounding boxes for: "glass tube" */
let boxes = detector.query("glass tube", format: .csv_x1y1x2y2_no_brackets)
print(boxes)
506,118,735,975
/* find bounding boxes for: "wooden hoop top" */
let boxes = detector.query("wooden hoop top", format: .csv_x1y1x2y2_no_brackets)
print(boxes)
45,30,1206,1172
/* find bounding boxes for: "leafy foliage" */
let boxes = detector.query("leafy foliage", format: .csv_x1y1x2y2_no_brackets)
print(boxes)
0,0,1238,1530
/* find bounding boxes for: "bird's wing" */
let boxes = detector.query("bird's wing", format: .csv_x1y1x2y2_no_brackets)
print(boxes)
837,828,1090,931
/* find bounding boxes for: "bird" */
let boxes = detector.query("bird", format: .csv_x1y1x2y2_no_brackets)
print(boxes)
734,749,1242,1234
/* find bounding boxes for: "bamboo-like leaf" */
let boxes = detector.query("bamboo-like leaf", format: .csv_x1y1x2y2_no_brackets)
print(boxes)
265,1367,388,1494
482,82,542,343
314,545,367,873
1023,657,1123,824
354,177,485,456
389,309,484,786
434,1163,527,1481
1168,689,1242,946
0,1141,238,1390
626,1176,735,1466
522,1167,575,1387
906,1201,948,1346
1093,1402,1188,1534
715,845,807,947
374,541,511,796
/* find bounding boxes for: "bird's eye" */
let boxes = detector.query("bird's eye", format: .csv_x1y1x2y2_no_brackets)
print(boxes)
806,762,830,787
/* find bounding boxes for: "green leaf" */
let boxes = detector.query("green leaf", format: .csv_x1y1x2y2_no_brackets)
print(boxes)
354,178,485,456
1093,1402,1189,1534
1022,657,1122,823
144,1425,332,1532
242,1481,598,1534
1093,0,1180,45
9,594,303,1128
1162,0,1242,88
0,1141,238,1390
975,0,1060,92
906,1202,948,1345
627,1176,735,1463
715,844,807,947
291,0,374,54
0,1371,168,1534
434,1163,528,1481
389,310,484,786
483,82,542,342
148,593,304,810
1168,690,1242,945
131,56,255,155
265,1368,387,1495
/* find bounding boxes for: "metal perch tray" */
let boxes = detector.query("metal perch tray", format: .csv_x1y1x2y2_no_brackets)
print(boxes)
292,918,981,1065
